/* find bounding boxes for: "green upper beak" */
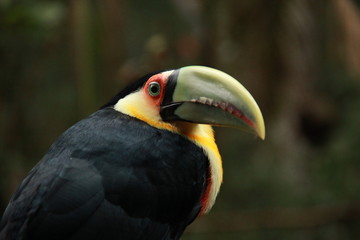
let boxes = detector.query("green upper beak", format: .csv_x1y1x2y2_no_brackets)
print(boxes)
160,66,265,139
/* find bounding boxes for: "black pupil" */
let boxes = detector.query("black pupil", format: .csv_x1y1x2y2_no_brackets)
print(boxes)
150,84,159,94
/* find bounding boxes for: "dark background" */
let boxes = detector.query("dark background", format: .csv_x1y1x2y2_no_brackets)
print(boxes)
1,0,360,239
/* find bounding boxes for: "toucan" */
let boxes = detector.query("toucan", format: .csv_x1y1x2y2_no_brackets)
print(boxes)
0,66,265,240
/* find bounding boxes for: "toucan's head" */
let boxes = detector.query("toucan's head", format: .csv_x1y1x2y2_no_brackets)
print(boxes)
104,66,265,140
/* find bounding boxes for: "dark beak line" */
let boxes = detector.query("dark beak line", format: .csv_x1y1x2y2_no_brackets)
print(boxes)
160,102,183,121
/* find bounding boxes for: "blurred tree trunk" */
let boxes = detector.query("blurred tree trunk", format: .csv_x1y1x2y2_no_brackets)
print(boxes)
200,0,218,67
171,0,217,66
98,0,127,99
69,0,97,116
274,0,320,191
332,0,360,78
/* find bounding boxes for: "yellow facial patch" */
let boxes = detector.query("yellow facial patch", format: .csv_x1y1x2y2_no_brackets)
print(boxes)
114,90,177,132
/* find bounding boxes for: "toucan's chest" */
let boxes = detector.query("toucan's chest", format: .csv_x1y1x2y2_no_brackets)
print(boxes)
55,108,211,222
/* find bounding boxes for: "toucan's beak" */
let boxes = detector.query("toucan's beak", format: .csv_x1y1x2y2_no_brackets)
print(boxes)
160,66,265,139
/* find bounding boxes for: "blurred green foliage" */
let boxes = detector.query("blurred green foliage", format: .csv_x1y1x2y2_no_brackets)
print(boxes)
1,0,360,239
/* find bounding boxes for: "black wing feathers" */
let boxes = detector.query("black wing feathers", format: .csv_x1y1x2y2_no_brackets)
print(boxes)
0,108,209,240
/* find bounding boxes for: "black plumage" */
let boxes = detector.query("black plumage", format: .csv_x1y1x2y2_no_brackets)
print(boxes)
0,107,209,240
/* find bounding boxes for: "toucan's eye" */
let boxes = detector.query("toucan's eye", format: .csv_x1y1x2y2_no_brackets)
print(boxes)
148,82,161,96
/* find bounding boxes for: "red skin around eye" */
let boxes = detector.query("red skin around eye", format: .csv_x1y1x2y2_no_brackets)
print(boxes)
143,72,170,107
